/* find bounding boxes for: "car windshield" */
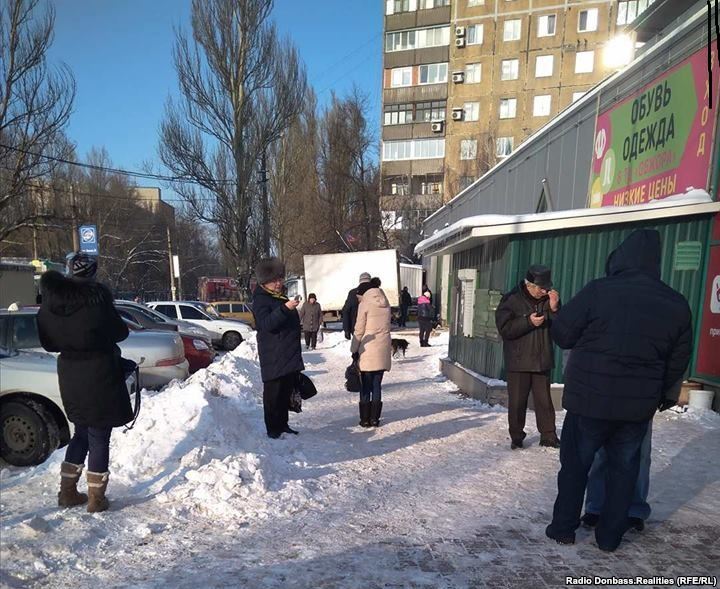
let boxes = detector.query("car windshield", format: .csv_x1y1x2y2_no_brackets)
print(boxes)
204,305,221,318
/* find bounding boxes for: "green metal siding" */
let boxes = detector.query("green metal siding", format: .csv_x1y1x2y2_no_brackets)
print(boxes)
448,215,712,383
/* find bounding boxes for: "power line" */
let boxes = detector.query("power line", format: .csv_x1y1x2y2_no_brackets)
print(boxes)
0,143,232,186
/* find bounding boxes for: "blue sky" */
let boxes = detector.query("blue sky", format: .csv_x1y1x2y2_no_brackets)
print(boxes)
48,0,382,173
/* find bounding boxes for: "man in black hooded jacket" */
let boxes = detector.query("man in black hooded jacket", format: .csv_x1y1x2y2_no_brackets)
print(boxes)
545,229,692,552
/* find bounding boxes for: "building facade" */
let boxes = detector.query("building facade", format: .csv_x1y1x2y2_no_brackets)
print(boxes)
381,0,637,254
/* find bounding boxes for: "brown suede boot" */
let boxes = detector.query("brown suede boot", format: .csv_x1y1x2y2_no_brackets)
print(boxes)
86,471,110,513
58,462,88,508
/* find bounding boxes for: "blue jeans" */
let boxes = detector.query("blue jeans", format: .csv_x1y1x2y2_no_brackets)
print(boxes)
585,421,652,520
547,411,649,550
360,371,383,403
64,424,113,472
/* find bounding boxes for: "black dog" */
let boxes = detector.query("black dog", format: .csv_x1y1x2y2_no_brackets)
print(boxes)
391,338,410,358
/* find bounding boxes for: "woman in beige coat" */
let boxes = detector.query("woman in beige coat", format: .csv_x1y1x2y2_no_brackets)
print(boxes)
350,278,392,427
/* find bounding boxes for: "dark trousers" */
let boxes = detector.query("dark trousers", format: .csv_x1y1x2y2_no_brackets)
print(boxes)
360,370,384,403
506,371,556,442
418,318,432,345
263,373,296,435
548,411,649,550
64,424,113,472
304,331,318,349
399,305,409,327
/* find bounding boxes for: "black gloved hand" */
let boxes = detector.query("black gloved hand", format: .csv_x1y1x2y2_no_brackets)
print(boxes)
658,398,675,412
344,332,351,340
351,352,359,362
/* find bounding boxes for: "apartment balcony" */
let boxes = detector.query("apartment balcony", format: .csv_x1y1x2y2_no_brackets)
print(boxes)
381,158,445,177
384,46,450,69
385,5,451,32
383,83,448,104
382,121,446,141
380,193,445,212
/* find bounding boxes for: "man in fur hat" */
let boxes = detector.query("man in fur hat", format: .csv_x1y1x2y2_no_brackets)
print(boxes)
252,257,304,438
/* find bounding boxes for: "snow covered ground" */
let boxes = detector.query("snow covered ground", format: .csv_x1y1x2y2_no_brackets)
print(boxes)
1,330,719,588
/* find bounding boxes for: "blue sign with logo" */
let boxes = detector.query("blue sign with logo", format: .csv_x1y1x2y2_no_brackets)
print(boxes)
79,225,98,255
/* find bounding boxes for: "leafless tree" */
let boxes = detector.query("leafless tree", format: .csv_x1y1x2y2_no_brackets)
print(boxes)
159,0,307,282
0,0,75,243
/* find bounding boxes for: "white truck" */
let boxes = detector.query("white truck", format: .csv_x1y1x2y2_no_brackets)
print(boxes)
285,249,422,323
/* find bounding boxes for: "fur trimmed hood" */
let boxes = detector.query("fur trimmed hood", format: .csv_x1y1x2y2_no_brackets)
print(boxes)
40,270,113,317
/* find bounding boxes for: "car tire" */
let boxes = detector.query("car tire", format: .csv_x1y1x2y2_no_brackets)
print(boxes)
222,331,243,351
0,400,60,466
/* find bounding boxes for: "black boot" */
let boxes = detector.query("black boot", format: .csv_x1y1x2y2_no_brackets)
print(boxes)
370,401,383,427
359,402,372,427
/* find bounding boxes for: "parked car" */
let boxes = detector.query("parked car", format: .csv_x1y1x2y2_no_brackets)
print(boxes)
115,300,215,344
210,301,255,328
0,347,137,466
123,317,214,374
146,301,252,350
0,310,189,390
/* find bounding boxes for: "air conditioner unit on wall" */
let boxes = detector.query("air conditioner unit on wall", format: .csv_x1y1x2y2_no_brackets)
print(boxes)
451,108,464,121
431,121,444,133
452,71,465,83
455,26,466,37
455,38,466,48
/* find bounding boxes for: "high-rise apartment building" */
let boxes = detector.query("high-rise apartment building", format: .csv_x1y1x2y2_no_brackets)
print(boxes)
381,0,642,254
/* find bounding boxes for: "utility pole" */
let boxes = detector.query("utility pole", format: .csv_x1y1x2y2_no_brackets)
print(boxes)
70,184,79,251
32,226,38,259
259,149,270,256
167,225,177,301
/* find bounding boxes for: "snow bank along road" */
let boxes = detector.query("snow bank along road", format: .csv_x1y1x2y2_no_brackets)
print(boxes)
1,332,719,588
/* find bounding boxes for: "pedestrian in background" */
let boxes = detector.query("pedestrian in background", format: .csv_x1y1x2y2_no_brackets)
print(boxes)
252,257,304,439
495,265,561,450
37,253,133,513
399,286,412,327
546,230,692,552
342,272,371,340
300,293,322,350
417,291,434,347
351,277,392,427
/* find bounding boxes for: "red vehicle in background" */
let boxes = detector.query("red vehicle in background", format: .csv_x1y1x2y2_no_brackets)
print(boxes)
181,335,214,373
197,277,241,303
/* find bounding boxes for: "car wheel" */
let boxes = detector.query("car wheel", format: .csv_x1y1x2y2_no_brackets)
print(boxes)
0,400,60,466
222,331,243,351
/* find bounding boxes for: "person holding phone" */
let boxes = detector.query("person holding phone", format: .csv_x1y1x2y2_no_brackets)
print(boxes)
495,265,561,450
252,257,304,439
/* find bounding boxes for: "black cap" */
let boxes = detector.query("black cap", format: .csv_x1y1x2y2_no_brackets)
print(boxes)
525,264,552,289
356,282,373,296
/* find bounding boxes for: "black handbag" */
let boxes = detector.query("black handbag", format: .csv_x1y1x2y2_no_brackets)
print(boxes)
345,362,361,393
297,372,317,400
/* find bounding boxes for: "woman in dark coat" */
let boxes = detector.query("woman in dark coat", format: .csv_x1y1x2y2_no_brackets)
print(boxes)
37,253,132,513
251,258,305,438
299,293,322,350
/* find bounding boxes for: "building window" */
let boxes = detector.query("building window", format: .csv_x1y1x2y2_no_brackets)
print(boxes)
383,103,413,126
465,63,482,83
503,19,521,42
496,136,514,157
533,94,552,116
468,0,484,5
415,100,446,121
460,139,478,160
501,59,519,81
617,0,655,25
393,0,411,13
390,181,409,195
499,98,517,119
535,55,554,78
463,102,480,121
382,138,446,161
572,91,587,102
575,51,595,73
537,14,556,37
467,24,483,45
419,0,450,7
385,26,450,52
419,62,448,85
578,8,599,32
421,181,443,195
390,66,413,88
